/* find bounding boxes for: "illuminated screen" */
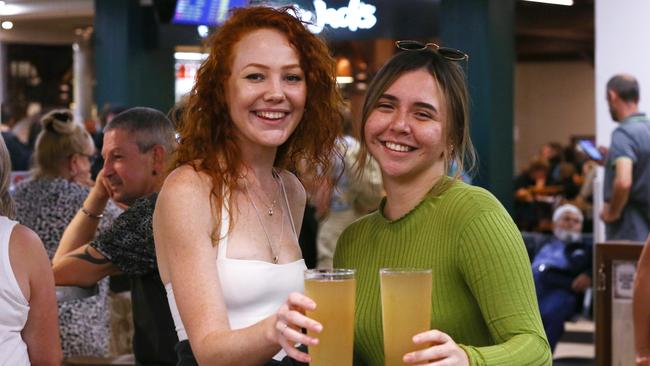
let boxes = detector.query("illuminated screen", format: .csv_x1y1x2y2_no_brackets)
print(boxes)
172,0,248,26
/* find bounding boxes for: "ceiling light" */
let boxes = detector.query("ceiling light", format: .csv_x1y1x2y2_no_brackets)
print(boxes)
523,0,573,5
0,2,20,16
1,21,13,30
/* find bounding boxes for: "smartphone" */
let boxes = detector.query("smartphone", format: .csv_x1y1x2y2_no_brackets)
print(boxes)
578,139,603,161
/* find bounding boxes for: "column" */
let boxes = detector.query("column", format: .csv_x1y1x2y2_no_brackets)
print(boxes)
73,29,94,124
440,0,516,211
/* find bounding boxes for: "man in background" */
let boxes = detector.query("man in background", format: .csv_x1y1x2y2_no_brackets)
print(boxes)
52,107,178,365
601,74,650,241
532,204,592,351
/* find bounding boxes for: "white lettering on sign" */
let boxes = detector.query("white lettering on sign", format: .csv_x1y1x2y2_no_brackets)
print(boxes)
294,0,378,34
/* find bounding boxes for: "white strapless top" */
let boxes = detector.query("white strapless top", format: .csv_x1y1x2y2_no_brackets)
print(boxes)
165,173,306,361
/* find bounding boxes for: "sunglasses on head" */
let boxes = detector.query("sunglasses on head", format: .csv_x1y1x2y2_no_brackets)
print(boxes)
395,40,468,62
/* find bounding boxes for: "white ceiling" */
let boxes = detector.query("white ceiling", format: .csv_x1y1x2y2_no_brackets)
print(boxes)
0,0,94,44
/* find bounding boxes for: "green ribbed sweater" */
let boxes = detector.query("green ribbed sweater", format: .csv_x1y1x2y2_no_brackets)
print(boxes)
333,178,551,366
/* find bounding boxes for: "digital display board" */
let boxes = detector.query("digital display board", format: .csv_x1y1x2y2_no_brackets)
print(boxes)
172,0,249,26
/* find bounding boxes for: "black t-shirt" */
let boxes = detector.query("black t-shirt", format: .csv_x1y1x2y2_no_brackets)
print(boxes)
92,193,177,365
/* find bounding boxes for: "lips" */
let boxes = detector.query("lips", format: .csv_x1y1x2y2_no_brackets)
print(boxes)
255,110,288,120
383,140,415,152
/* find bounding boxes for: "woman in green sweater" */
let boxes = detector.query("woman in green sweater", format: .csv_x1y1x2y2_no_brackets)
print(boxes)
276,42,551,365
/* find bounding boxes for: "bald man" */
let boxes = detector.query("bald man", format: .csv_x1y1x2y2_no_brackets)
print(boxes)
601,74,650,241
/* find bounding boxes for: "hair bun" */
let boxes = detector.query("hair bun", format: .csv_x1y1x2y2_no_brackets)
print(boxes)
42,109,75,135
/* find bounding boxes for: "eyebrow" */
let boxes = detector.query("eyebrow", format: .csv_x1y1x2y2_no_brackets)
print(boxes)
242,63,303,70
380,93,438,113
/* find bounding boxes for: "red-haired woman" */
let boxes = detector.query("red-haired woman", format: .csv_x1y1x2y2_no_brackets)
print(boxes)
153,5,342,366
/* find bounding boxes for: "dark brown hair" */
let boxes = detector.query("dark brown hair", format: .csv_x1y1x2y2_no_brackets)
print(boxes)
175,6,343,242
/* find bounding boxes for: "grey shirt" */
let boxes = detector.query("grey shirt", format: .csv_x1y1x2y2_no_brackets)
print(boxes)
604,112,650,241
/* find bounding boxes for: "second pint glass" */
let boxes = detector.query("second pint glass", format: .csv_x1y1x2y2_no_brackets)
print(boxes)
380,268,432,366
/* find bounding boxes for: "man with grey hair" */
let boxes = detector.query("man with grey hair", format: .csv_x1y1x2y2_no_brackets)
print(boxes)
601,74,650,241
532,204,592,351
52,107,178,365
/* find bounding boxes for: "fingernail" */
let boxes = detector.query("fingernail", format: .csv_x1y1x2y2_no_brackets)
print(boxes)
404,353,413,362
314,323,323,332
311,337,319,346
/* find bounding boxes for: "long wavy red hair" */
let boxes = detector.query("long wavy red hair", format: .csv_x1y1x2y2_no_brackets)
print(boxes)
175,5,343,242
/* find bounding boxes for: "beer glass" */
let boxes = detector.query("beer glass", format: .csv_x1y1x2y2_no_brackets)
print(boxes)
304,269,356,366
380,268,432,366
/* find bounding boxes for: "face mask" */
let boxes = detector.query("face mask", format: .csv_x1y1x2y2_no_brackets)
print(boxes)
554,227,582,243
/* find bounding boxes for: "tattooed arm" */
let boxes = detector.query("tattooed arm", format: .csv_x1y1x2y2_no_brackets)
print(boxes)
53,194,158,287
52,244,119,287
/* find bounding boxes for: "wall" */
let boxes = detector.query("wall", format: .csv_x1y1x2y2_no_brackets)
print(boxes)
594,0,650,243
514,61,595,173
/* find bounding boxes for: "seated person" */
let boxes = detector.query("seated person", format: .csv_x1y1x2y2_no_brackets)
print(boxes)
51,107,178,365
532,203,592,351
514,159,556,232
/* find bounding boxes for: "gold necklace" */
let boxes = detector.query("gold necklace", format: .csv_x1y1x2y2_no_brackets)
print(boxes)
249,170,280,216
243,177,284,264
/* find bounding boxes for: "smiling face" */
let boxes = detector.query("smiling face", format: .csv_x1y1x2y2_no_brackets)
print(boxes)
102,129,157,206
226,28,307,152
364,68,447,184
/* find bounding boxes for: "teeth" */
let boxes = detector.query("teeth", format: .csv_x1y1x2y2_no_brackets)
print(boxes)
385,141,411,152
256,111,286,120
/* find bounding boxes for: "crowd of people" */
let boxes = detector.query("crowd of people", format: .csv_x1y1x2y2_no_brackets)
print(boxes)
514,140,597,234
3,4,650,366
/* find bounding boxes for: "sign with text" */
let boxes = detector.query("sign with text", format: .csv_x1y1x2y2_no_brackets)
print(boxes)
254,0,440,40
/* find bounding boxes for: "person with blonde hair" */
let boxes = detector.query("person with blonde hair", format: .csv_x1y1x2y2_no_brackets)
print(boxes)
13,109,121,358
0,133,62,365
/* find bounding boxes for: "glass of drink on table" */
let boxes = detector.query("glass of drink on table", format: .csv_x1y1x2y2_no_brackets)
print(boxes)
380,268,432,366
304,268,356,366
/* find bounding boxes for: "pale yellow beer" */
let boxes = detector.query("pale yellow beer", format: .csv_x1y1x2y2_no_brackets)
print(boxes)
380,268,432,366
304,269,356,366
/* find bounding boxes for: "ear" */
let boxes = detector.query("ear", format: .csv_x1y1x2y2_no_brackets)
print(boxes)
68,154,80,176
150,145,166,174
607,89,618,103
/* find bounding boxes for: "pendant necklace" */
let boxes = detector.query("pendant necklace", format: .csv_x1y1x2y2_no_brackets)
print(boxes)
252,169,280,216
243,175,285,264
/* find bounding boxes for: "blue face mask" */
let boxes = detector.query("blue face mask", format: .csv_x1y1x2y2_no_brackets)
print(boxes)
553,227,582,243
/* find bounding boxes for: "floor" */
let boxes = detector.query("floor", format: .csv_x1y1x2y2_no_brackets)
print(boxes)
553,319,595,366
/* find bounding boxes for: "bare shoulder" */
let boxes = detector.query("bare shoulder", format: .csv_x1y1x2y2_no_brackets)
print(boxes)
277,170,306,204
164,164,213,192
9,224,46,259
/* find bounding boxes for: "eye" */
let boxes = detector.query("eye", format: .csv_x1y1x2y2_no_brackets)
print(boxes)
245,73,264,82
375,101,394,111
414,111,433,120
285,74,303,83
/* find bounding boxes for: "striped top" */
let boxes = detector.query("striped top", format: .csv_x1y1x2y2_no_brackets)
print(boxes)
334,177,551,366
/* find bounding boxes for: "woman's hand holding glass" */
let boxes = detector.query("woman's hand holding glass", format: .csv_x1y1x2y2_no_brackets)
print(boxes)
274,292,321,364
403,329,469,366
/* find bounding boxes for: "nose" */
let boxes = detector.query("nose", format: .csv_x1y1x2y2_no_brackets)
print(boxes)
102,158,114,177
263,77,286,103
388,110,410,134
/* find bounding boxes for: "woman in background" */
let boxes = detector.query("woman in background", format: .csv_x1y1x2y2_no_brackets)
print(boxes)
0,133,61,365
13,109,121,358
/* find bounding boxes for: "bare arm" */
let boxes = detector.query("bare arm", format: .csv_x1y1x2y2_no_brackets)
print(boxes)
11,225,62,365
155,167,280,365
52,170,111,264
52,244,120,287
601,158,632,223
634,235,650,365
